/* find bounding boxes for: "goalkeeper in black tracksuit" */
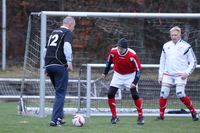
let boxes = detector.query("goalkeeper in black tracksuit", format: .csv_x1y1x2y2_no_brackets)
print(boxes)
44,16,76,127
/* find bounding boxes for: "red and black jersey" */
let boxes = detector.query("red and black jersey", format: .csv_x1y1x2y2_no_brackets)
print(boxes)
104,47,142,85
105,47,141,74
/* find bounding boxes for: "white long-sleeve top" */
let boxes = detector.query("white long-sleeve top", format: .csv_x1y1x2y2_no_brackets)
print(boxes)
63,42,73,64
159,39,197,78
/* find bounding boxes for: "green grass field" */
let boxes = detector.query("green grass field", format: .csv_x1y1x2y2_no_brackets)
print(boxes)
0,101,200,133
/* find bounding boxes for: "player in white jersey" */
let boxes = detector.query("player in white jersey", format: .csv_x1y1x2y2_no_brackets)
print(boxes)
157,26,198,121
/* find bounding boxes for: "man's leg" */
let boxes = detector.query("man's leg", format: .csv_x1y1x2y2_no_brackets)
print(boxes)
176,85,199,121
50,66,68,126
107,86,119,124
158,85,170,120
130,87,144,125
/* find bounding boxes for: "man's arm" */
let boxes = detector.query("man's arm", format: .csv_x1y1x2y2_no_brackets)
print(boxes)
102,52,113,78
158,49,166,83
131,54,142,88
181,47,197,80
64,41,73,71
132,71,141,87
186,47,197,75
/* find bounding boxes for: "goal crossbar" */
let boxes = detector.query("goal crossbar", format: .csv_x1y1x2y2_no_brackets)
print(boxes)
41,11,200,18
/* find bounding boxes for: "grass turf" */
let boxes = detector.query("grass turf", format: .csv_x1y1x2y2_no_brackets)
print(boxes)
0,101,199,133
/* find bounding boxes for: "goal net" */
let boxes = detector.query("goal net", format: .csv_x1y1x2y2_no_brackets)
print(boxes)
18,12,200,117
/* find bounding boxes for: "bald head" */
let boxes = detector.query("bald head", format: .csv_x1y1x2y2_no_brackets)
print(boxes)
63,16,76,32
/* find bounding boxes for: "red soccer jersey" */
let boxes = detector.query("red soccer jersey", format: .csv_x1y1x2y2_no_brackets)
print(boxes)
106,47,142,74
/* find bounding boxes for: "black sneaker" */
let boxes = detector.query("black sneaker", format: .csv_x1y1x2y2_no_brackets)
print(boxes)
49,121,57,127
155,116,164,121
111,116,119,124
57,118,66,125
137,116,144,125
191,112,199,121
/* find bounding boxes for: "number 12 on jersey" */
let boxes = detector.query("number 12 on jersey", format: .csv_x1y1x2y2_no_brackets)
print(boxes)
47,34,59,46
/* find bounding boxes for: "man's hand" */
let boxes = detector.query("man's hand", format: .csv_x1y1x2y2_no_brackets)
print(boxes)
101,73,106,79
158,76,163,85
181,73,189,80
45,70,49,76
130,83,136,89
67,63,73,71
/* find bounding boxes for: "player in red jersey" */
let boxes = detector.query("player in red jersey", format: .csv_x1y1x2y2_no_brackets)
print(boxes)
102,38,144,125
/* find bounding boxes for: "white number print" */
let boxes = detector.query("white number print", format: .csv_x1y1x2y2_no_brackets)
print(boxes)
48,34,59,46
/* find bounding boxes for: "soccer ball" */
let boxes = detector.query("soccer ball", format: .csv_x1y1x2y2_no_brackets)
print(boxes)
72,114,85,127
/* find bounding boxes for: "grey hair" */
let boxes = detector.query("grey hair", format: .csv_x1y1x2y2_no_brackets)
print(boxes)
170,26,181,33
63,16,75,25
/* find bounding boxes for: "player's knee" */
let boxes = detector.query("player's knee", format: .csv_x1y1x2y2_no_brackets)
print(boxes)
130,88,139,100
176,85,185,98
160,86,170,99
107,86,118,99
176,91,185,98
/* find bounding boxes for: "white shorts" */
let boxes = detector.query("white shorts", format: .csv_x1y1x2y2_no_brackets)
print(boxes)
110,71,136,90
162,74,187,85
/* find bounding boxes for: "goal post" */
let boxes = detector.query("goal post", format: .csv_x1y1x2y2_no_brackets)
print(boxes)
19,11,200,117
